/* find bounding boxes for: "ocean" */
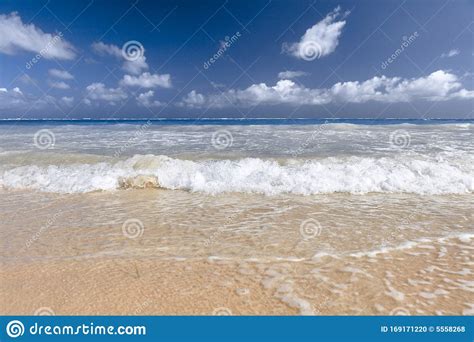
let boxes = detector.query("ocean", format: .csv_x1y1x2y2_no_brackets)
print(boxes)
0,119,473,315
1,119,473,194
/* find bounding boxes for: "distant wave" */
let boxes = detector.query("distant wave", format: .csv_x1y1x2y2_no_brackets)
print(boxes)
1,154,473,194
0,118,472,127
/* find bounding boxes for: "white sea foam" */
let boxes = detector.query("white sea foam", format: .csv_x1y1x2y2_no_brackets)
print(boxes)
1,154,473,194
312,233,474,260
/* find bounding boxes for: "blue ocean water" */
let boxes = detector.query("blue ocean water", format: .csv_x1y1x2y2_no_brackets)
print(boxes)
0,118,473,126
0,117,472,194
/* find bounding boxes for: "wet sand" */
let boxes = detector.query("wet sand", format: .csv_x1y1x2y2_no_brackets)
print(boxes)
0,189,473,315
1,235,473,315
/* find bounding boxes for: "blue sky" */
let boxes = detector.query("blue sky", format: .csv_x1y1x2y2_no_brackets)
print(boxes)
0,0,472,119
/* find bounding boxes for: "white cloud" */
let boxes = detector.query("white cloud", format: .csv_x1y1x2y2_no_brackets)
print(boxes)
120,72,171,88
178,90,206,108
84,82,127,105
49,68,74,80
136,90,163,107
278,70,309,79
0,87,27,109
60,96,74,106
181,70,474,108
0,86,61,110
48,80,70,90
92,41,148,75
283,6,349,60
440,49,460,58
0,12,75,60
122,56,148,75
91,41,122,58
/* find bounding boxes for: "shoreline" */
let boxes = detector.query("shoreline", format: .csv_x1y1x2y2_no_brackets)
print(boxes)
2,234,472,316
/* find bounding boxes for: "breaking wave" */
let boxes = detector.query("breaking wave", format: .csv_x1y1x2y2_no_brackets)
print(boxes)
1,154,473,195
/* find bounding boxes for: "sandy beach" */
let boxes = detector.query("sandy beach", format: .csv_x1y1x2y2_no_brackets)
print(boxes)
1,236,472,316
1,187,473,315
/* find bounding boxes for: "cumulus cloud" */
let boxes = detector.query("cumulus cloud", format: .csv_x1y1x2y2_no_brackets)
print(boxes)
0,87,27,109
178,90,206,108
278,70,309,79
180,70,474,108
0,86,62,110
0,12,75,60
120,72,171,88
136,90,163,107
60,96,74,106
440,49,460,58
92,41,148,75
91,41,122,58
283,6,349,60
48,80,70,90
84,82,127,105
49,68,74,80
122,56,148,75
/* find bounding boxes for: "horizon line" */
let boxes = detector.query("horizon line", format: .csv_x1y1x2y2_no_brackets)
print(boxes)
0,117,473,121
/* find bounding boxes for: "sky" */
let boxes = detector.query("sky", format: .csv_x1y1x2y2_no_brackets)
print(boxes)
0,0,473,119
